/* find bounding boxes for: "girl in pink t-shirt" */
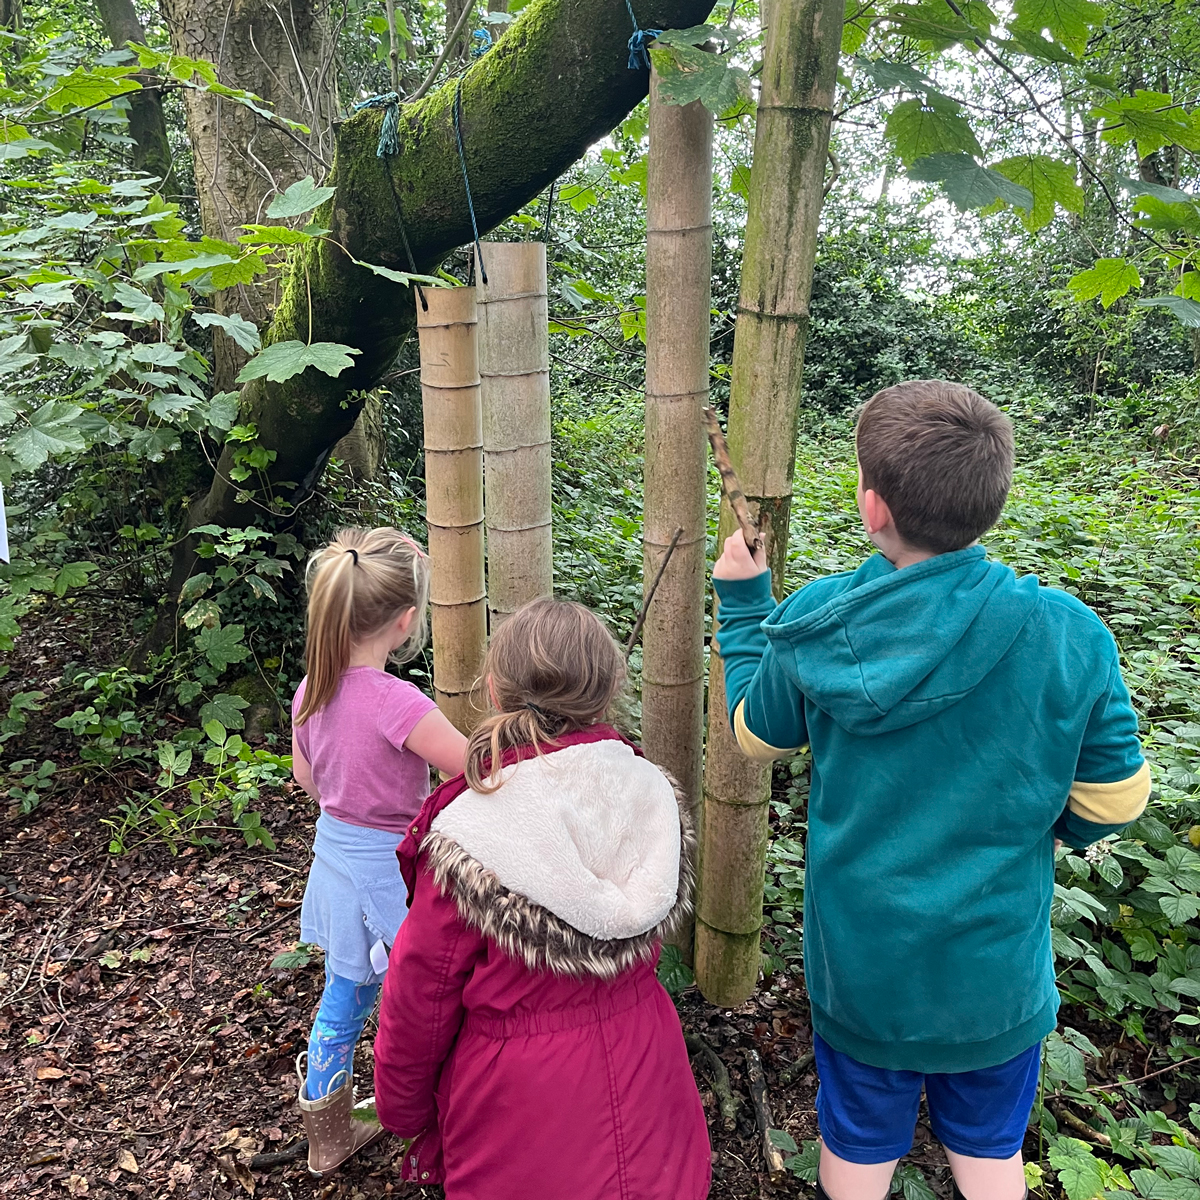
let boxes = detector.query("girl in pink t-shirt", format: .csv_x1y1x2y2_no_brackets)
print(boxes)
290,527,466,1178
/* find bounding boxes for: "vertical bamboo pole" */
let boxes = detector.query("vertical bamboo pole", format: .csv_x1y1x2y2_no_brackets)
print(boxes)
643,74,712,893
694,0,844,1006
417,287,487,733
477,242,553,627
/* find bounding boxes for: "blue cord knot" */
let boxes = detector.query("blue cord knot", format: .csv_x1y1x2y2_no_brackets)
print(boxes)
471,28,493,58
353,91,401,157
627,27,661,70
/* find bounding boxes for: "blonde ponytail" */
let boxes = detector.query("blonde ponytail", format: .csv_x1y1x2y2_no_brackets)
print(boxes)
464,598,626,793
296,527,430,725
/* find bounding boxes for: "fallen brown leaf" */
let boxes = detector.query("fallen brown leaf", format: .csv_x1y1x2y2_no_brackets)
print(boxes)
116,1148,138,1175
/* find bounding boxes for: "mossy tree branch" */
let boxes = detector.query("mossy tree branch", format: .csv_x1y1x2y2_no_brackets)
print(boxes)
156,0,716,632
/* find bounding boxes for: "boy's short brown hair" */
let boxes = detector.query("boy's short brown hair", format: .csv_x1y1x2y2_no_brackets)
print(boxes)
856,380,1014,554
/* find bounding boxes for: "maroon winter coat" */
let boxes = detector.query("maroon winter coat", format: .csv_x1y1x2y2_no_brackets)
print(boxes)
373,726,711,1200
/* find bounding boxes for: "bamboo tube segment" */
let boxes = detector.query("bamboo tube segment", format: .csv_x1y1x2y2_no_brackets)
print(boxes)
644,74,713,963
477,242,552,627
417,286,486,734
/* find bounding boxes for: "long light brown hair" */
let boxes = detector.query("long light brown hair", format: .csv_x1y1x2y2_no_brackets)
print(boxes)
295,527,430,725
464,598,626,793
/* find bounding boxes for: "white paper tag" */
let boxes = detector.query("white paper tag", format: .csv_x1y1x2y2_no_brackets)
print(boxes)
369,938,390,976
0,481,8,564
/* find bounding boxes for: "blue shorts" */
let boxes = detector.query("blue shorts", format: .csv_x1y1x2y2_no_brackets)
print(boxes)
814,1034,1041,1163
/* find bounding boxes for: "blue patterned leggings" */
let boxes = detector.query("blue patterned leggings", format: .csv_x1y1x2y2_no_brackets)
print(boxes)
305,965,381,1100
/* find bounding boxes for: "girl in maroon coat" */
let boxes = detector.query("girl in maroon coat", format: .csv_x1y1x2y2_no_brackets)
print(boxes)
373,598,711,1200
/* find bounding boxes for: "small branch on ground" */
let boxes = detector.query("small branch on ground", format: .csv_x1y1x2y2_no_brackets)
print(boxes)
778,1048,815,1087
685,1034,740,1131
249,1140,309,1170
746,1048,786,1184
1049,1100,1111,1146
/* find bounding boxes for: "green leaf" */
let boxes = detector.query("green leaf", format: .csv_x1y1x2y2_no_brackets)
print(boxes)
110,280,164,323
245,575,277,603
1137,296,1200,328
350,258,441,288
1092,92,1200,159
205,393,241,431
199,693,250,731
1067,258,1142,308
653,24,722,46
1149,1146,1200,1179
52,561,96,597
43,66,137,113
182,598,221,629
266,176,336,219
210,255,269,289
648,45,752,114
238,223,316,246
908,153,1033,212
891,1164,937,1200
271,943,317,971
785,1140,821,1183
656,943,694,995
886,0,990,50
235,340,361,384
1118,176,1197,205
134,253,236,282
855,56,937,93
1001,27,1078,62
1011,0,1102,56
131,342,186,367
1161,893,1200,924
1045,1032,1088,1089
842,0,877,52
768,1128,798,1152
992,154,1082,230
192,311,261,353
127,427,181,462
885,96,982,166
45,210,98,231
195,622,250,671
1048,1137,1104,1200
5,401,86,470
1131,196,1200,236
203,718,227,745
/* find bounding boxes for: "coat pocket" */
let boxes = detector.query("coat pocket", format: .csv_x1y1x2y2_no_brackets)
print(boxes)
358,872,410,946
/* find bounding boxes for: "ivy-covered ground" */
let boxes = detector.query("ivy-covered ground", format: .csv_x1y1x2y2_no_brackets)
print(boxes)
7,392,1200,1200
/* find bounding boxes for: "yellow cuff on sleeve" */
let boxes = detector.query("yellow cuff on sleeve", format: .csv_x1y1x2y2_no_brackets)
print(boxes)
1069,760,1151,825
733,700,803,763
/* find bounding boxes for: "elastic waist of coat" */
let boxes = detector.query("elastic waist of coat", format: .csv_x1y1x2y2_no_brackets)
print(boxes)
463,969,657,1040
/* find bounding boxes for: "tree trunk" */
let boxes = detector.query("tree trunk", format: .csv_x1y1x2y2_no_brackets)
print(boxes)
154,0,716,643
0,0,20,29
642,70,712,961
418,287,487,733
694,0,843,1007
478,242,553,628
160,0,338,388
94,0,182,198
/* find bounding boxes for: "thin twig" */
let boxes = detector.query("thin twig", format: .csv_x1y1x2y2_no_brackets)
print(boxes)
249,1140,309,1170
410,1,479,102
625,526,684,659
778,1048,815,1087
685,1034,740,1131
702,407,763,553
746,1048,786,1184
1089,1056,1200,1092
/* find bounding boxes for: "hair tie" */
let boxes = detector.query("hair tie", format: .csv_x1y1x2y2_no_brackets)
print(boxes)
347,547,359,564
524,700,552,720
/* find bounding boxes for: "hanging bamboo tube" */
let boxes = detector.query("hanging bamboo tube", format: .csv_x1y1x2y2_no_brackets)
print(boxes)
643,71,712,943
694,0,844,1006
417,286,487,733
477,242,552,627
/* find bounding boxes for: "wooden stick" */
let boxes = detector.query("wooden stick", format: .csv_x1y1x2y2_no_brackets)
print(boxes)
685,1034,740,1131
702,406,763,553
777,1047,815,1087
625,526,684,659
746,1048,787,1184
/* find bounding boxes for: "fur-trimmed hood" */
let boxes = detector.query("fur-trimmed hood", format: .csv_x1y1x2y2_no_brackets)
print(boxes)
423,739,696,980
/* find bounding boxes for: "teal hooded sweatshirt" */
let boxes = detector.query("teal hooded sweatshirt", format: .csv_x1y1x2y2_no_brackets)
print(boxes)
714,545,1149,1074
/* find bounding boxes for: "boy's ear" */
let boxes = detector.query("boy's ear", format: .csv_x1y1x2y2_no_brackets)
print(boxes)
861,488,894,536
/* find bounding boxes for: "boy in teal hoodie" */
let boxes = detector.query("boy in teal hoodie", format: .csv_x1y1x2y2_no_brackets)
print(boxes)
713,381,1148,1200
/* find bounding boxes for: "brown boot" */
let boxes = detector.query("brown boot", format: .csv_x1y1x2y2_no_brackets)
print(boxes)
296,1059,386,1178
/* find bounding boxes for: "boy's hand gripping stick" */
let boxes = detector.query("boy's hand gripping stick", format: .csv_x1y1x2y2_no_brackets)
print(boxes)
702,407,767,556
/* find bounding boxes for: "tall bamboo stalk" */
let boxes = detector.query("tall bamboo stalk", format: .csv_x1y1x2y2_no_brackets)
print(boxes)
477,242,552,627
643,73,712,845
417,287,487,733
694,0,844,1007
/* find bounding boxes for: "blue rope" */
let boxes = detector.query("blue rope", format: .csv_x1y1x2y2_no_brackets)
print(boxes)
471,28,493,58
352,91,401,157
453,76,487,285
624,0,661,70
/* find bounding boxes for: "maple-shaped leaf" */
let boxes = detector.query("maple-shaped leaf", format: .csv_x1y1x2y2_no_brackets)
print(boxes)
909,153,1033,212
1093,91,1200,158
886,0,991,50
842,0,877,53
192,311,262,353
648,45,752,114
235,340,361,384
1137,296,1200,328
266,175,336,219
885,95,982,165
1131,194,1200,237
1011,0,1102,57
992,155,1082,230
1046,1139,1103,1200
1067,258,1141,308
194,622,250,671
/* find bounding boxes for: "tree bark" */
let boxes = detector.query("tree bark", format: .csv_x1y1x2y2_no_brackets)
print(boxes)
694,0,843,1007
478,242,553,628
0,0,20,29
94,0,183,198
154,0,716,642
160,0,338,387
642,70,712,962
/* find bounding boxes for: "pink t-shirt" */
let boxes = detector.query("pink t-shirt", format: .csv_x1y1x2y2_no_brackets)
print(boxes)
292,667,439,834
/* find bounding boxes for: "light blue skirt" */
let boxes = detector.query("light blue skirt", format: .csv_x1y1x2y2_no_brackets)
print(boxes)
300,812,409,985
